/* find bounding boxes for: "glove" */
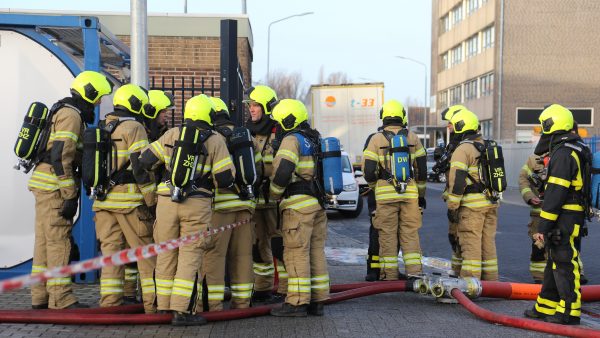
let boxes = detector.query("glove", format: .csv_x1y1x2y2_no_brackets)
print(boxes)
60,198,79,220
418,197,427,209
582,224,589,237
447,209,459,223
148,204,157,219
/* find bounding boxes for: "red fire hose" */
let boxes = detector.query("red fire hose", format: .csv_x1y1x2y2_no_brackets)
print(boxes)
451,288,600,338
480,281,600,301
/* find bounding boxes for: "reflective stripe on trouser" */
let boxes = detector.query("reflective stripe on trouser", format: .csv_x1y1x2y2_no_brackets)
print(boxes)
536,213,583,319
366,221,381,276
276,260,288,295
31,190,77,309
456,206,498,281
373,199,423,279
448,220,462,275
528,215,547,281
282,208,329,305
123,265,139,297
253,207,278,291
199,210,254,311
154,195,212,313
95,208,156,313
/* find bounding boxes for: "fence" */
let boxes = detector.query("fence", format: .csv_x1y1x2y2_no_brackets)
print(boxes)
150,76,219,127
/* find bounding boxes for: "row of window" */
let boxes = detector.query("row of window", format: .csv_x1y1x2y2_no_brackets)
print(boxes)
438,73,494,109
441,25,494,70
440,0,490,35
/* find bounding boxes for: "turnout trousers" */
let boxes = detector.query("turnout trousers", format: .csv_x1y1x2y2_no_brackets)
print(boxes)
31,190,78,309
456,206,498,281
95,207,156,313
282,208,329,305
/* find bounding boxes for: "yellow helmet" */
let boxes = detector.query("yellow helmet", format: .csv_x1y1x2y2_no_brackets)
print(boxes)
441,104,467,121
210,97,229,116
379,100,406,123
70,70,113,104
271,99,308,131
144,90,174,119
113,84,149,115
184,94,216,125
244,85,278,115
450,109,479,134
539,104,574,134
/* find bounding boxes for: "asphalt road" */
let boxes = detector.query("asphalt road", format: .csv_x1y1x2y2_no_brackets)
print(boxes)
327,182,600,283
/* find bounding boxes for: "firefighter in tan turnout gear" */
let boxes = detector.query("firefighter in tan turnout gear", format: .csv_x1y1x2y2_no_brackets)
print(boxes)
519,154,547,283
269,99,329,317
245,85,288,302
524,104,591,325
362,100,427,280
92,84,157,313
28,71,113,309
139,94,236,326
446,109,499,281
199,97,260,311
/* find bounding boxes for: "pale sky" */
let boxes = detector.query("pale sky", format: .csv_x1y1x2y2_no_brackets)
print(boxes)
1,0,432,106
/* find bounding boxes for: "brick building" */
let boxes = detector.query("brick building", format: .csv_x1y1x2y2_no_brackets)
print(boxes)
431,0,600,142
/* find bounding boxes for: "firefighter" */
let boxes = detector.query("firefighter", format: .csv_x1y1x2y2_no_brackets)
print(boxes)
91,84,157,313
123,89,175,303
362,100,427,280
446,109,499,281
28,71,113,309
524,104,590,325
268,99,329,317
139,94,236,325
199,97,260,311
244,85,288,302
439,105,468,275
519,154,547,283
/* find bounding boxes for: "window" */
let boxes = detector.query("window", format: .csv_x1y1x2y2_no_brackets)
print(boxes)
451,4,463,25
451,44,463,66
467,0,480,15
516,108,594,126
341,155,352,173
464,78,478,100
481,120,493,139
441,52,449,70
480,73,494,96
440,15,450,34
482,25,495,50
466,34,479,58
438,90,448,110
449,85,462,105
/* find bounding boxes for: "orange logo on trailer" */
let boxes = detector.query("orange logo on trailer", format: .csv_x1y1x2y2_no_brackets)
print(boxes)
325,96,336,107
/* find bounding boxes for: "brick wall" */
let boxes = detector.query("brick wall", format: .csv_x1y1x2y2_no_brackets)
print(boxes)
116,35,253,125
498,0,600,140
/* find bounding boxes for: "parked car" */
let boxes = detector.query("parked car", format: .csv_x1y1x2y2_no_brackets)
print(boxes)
327,151,363,218
426,147,446,183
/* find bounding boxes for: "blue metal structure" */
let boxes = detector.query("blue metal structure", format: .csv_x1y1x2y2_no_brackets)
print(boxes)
0,13,130,282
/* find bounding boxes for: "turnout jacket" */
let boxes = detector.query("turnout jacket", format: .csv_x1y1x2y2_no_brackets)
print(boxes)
28,105,83,200
537,136,587,235
519,154,545,215
361,125,427,204
140,125,236,198
270,132,322,213
253,127,278,209
447,134,494,210
92,114,156,212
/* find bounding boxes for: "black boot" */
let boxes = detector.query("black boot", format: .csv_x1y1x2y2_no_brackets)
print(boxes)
545,313,580,325
307,302,324,316
365,271,378,282
32,303,48,310
524,308,547,320
65,302,90,309
251,290,273,303
123,296,141,305
171,311,208,326
270,303,308,317
581,275,589,285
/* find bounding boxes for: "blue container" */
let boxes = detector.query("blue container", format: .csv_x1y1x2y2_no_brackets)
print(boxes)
321,137,343,195
390,134,411,182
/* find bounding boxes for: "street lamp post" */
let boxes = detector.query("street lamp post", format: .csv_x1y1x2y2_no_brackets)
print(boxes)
267,11,314,83
395,56,428,148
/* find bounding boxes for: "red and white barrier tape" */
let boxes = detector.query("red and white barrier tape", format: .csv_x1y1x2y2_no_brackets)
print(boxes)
0,219,250,294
